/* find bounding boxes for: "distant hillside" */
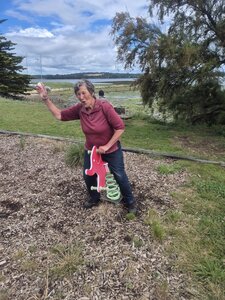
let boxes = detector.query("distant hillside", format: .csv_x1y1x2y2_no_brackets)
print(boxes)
32,72,141,80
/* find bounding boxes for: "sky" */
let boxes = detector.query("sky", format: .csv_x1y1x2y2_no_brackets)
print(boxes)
0,0,153,75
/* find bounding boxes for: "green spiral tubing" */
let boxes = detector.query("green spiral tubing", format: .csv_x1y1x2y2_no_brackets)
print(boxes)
105,173,121,203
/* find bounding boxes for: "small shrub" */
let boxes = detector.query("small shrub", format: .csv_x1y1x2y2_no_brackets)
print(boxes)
211,124,225,137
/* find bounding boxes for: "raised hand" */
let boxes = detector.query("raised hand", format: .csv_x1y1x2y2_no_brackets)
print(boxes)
36,82,48,100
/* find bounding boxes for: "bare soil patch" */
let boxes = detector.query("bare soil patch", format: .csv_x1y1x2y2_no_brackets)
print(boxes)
1,135,191,300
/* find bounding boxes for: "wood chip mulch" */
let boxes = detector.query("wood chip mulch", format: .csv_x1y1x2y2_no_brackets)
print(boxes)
0,135,192,300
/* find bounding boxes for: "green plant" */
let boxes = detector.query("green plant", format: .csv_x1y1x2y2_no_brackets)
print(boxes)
50,243,83,279
210,124,225,137
156,162,184,175
151,221,165,241
52,141,67,153
167,161,225,299
125,281,134,290
21,259,38,272
19,135,26,150
0,20,31,97
145,209,166,241
194,258,225,284
165,210,182,224
28,245,37,253
65,143,84,167
125,212,136,220
13,250,26,259
195,180,225,199
132,236,144,248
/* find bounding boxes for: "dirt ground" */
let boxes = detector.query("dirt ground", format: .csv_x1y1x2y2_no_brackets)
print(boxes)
0,135,191,300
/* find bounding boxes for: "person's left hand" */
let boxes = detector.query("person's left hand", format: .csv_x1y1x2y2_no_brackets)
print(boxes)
97,145,108,154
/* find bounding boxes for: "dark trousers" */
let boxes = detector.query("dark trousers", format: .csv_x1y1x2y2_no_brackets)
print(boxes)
83,144,134,205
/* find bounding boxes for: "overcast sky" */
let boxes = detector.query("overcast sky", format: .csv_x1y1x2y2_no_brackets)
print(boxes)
0,0,154,75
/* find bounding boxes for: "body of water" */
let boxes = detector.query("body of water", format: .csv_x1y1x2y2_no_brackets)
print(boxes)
31,78,136,84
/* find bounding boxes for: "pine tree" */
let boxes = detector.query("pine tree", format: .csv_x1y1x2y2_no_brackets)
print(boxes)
0,19,31,97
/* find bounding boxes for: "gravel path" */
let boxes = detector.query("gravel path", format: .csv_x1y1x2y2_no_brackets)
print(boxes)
0,135,191,300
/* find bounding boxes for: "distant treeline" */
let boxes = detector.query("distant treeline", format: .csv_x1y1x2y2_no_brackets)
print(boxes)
31,72,141,80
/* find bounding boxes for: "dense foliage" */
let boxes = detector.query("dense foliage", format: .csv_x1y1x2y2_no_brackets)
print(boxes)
0,20,31,97
111,0,225,124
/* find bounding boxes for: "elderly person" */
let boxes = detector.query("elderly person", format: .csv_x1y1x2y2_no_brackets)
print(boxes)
36,80,137,214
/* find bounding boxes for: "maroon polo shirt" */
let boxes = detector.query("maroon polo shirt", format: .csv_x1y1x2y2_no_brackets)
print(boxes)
61,99,125,153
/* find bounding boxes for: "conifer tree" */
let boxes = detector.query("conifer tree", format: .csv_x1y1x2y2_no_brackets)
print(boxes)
0,19,31,97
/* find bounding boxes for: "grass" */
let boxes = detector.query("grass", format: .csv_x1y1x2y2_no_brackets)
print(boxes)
39,81,74,89
1,96,224,161
156,162,184,175
124,118,225,160
145,209,166,242
19,135,26,150
132,236,144,248
125,212,137,221
0,99,84,139
50,243,84,279
164,161,225,299
1,83,225,299
65,143,84,167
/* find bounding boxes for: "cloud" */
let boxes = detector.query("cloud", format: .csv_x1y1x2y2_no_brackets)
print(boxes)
3,0,150,74
5,9,33,23
7,27,54,38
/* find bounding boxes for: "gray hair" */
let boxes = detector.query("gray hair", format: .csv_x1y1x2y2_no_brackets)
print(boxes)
74,79,95,97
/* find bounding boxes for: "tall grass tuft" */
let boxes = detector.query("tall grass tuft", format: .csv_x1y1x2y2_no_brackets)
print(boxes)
19,135,26,150
145,209,166,242
50,243,84,279
65,143,84,167
194,258,225,284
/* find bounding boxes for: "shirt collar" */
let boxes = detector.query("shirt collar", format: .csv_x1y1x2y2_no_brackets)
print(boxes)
80,99,101,114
